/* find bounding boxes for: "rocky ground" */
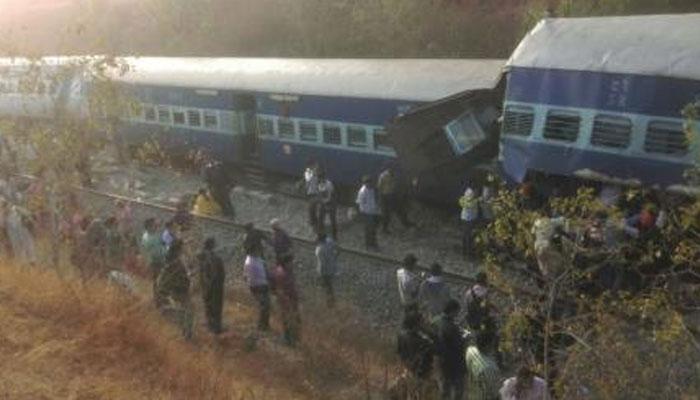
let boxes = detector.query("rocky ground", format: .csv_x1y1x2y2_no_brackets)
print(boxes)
91,155,480,277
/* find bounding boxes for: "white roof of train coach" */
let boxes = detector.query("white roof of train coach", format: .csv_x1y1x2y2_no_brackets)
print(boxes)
508,14,700,81
113,58,505,102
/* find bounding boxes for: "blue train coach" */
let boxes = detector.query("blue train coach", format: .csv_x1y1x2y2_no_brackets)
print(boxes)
499,14,700,190
114,57,505,187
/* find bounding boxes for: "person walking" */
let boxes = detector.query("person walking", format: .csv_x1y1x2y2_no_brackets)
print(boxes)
397,253,421,307
356,175,381,250
317,170,338,240
269,218,293,260
156,239,194,340
435,299,467,400
315,232,338,308
418,263,452,323
198,237,226,334
466,331,502,400
141,218,166,304
459,186,480,259
271,254,301,346
244,246,270,331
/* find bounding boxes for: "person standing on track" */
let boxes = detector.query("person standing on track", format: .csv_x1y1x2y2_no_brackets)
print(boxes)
317,169,338,240
356,175,381,250
198,237,226,334
418,263,452,323
397,253,421,307
304,160,320,232
268,218,293,260
378,166,414,233
203,159,235,218
459,186,480,259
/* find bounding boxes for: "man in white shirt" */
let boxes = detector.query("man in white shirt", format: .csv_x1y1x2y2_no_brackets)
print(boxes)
304,161,320,232
356,175,381,250
396,253,420,306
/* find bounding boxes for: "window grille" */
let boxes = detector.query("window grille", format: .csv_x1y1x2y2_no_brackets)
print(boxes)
144,105,156,121
278,119,295,139
644,121,687,155
173,110,186,125
347,126,368,148
157,107,171,124
299,121,319,142
187,110,201,127
503,105,534,137
257,116,274,136
203,111,218,129
323,124,341,145
543,110,580,142
591,115,632,149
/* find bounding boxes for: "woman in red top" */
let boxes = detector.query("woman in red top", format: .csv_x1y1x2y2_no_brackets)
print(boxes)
272,254,301,346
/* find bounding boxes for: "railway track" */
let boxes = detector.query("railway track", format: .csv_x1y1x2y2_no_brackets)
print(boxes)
17,173,538,302
79,185,478,286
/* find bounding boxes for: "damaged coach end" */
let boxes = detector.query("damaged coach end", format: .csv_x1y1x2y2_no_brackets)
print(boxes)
387,60,505,203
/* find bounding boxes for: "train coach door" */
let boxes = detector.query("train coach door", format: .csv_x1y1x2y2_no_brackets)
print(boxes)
234,94,258,161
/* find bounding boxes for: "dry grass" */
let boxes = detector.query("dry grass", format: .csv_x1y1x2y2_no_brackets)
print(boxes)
0,259,399,399
0,262,305,400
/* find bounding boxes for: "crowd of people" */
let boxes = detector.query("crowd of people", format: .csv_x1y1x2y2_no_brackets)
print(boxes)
392,251,549,400
0,151,683,400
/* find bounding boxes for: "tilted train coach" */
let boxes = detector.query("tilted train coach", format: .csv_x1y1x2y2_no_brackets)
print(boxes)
500,14,700,191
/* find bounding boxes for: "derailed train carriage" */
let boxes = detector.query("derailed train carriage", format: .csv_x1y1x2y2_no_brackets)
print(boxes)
111,57,505,195
499,14,700,192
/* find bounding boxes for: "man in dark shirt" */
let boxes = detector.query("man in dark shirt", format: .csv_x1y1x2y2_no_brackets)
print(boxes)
397,312,434,380
198,237,226,334
435,299,467,400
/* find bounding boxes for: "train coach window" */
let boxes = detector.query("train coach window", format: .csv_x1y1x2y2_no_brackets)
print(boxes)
204,111,219,129
543,110,580,142
373,129,393,153
278,118,295,139
323,123,342,145
347,126,368,148
257,116,274,136
644,121,687,156
173,110,186,125
144,105,156,122
503,105,534,136
299,121,319,142
157,107,171,124
591,115,631,149
445,112,486,155
187,110,201,127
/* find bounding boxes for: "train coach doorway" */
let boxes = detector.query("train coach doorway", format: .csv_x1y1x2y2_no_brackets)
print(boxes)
233,94,258,161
